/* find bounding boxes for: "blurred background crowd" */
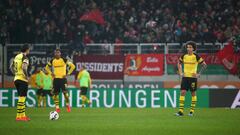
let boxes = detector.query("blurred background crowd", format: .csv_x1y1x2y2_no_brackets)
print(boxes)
0,0,239,46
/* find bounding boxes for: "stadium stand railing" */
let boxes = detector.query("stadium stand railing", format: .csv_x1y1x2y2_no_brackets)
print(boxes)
2,42,228,76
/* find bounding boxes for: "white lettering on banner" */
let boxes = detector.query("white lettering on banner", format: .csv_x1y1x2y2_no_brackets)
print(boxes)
76,90,81,107
231,90,240,109
90,90,100,107
26,90,36,107
173,85,180,88
12,90,18,107
224,85,236,89
103,90,115,108
30,56,51,65
147,57,158,63
119,90,131,108
142,66,160,72
69,91,72,107
0,90,8,107
134,84,159,89
200,85,218,89
199,85,237,89
151,90,161,108
76,62,123,72
0,89,185,108
136,90,146,108
164,90,177,108
47,95,55,107
222,58,234,70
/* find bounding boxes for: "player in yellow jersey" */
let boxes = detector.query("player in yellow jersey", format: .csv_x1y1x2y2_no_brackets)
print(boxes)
10,44,31,121
45,49,75,113
175,41,207,116
77,65,92,107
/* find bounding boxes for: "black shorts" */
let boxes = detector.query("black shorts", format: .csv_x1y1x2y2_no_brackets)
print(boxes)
36,89,43,96
80,87,88,95
42,90,53,97
181,77,197,91
14,80,28,96
53,78,68,94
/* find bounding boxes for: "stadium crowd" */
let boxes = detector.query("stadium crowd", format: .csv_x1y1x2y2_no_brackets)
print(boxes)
0,0,239,46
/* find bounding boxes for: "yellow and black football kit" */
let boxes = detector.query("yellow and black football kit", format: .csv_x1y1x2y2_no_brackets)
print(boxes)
45,57,75,111
179,53,204,91
45,57,75,94
13,53,29,96
13,53,29,119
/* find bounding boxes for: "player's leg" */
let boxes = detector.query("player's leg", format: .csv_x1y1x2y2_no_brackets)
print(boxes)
15,80,23,119
15,80,30,121
176,77,188,116
80,87,88,107
42,90,47,107
62,78,71,112
53,78,60,112
189,78,197,116
37,89,43,107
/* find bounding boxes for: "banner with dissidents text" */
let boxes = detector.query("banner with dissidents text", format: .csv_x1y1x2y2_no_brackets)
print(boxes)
0,88,209,108
124,54,164,76
74,55,125,79
166,54,221,65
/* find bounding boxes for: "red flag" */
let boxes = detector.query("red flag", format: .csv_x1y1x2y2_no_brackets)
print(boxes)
80,9,105,26
217,41,240,74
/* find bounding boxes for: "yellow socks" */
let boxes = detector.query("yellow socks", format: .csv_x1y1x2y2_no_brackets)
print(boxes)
190,96,197,113
53,95,60,109
179,96,185,113
16,96,26,118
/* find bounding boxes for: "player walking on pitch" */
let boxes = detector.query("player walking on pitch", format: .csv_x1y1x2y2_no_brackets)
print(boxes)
77,65,92,107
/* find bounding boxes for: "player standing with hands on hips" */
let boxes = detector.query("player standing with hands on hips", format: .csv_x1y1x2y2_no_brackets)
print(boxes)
176,41,207,116
45,49,75,113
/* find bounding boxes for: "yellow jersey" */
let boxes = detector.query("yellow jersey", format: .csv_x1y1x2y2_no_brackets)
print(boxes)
13,53,29,82
179,53,204,78
45,57,75,78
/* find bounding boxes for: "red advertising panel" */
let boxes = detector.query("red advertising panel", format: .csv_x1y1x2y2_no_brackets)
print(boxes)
166,54,221,65
125,54,164,76
74,55,125,79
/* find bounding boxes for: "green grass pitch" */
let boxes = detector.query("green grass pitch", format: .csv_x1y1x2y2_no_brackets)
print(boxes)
0,108,239,135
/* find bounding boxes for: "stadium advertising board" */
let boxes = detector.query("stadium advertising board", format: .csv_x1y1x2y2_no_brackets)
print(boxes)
74,55,124,79
166,54,221,64
92,81,163,89
163,81,240,89
125,54,164,76
0,88,209,108
209,89,240,108
7,51,52,75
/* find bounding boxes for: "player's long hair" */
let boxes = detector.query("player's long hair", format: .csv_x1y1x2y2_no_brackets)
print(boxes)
185,41,196,51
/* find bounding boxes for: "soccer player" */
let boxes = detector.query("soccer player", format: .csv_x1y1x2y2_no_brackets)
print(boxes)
77,65,92,107
41,69,53,107
45,49,75,112
175,41,207,116
10,44,31,121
